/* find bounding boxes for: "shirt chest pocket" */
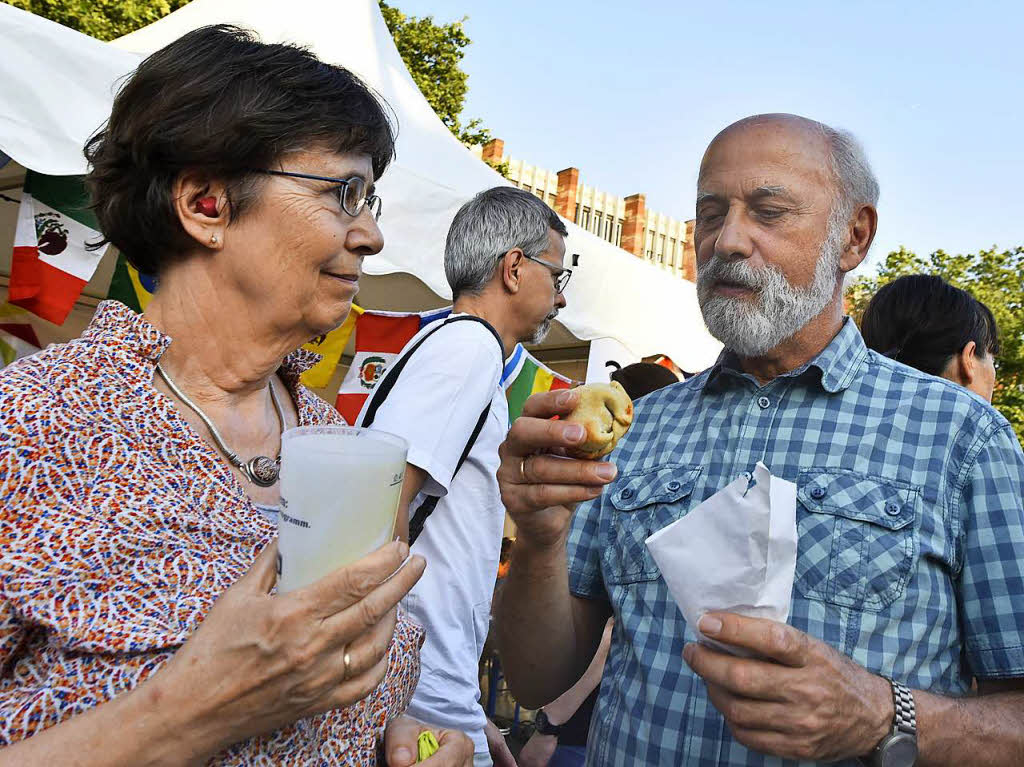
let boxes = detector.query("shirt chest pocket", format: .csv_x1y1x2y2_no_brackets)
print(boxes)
795,469,919,612
603,464,703,585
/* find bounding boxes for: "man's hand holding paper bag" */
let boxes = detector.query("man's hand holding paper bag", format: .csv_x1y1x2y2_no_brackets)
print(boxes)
645,462,894,763
645,461,797,655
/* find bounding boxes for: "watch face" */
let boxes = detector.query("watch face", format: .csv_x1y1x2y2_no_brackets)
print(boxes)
535,710,558,735
880,733,918,767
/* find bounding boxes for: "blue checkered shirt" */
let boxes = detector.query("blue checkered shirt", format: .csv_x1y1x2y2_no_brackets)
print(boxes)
567,319,1024,766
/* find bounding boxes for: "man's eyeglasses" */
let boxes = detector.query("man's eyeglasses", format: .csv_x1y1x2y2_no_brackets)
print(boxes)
498,252,572,294
251,169,382,221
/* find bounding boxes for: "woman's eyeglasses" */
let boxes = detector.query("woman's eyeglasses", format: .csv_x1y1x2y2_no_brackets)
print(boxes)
251,169,382,221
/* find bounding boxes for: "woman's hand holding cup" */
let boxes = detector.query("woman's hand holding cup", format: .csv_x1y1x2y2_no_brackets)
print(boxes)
154,539,425,760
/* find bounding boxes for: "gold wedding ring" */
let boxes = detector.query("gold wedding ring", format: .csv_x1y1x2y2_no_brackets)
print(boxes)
343,648,352,680
519,456,528,482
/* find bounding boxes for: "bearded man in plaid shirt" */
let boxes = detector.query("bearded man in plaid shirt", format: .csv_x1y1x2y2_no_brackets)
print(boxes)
493,114,1024,766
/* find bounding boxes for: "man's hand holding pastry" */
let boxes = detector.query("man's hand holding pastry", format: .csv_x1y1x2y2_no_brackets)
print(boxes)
497,389,620,546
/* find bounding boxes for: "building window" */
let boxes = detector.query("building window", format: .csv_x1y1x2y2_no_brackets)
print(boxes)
548,193,556,206
581,207,590,229
614,222,622,247
523,184,532,193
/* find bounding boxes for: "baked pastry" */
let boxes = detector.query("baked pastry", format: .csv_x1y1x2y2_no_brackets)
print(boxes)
565,381,634,459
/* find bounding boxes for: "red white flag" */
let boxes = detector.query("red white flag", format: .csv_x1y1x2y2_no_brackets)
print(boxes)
334,308,451,424
9,172,108,324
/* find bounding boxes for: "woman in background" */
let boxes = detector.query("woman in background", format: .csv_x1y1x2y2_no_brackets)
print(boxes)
860,274,1000,402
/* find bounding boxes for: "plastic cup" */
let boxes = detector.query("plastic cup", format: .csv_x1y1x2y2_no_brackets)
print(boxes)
277,425,408,593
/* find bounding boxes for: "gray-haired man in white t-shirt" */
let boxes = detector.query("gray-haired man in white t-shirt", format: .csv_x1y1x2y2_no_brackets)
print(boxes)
358,186,570,767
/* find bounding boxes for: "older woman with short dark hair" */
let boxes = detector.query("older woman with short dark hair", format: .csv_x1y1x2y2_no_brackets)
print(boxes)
0,25,470,766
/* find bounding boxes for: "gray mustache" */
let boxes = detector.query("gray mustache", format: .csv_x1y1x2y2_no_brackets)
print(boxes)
698,258,782,292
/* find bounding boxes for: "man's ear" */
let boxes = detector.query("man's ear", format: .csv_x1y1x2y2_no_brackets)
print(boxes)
839,203,878,274
501,248,525,295
172,171,232,251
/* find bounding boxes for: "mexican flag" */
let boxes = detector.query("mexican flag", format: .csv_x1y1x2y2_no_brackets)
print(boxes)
335,306,451,424
503,344,574,421
9,172,109,324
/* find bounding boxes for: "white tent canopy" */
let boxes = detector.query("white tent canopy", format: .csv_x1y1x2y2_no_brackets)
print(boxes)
0,0,720,370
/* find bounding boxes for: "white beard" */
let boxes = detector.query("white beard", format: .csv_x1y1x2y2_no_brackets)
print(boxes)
528,315,554,345
696,217,843,357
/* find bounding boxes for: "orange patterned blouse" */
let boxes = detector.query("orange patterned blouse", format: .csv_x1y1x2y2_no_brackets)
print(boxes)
0,301,423,764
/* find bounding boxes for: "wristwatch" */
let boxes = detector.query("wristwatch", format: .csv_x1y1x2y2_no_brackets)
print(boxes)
866,678,918,767
534,709,561,737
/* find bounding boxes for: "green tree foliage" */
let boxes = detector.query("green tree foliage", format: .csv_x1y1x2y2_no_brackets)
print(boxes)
378,1,491,146
3,0,190,41
847,246,1024,443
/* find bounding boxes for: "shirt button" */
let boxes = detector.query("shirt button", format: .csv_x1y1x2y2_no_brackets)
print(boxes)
885,500,902,516
666,480,682,492
757,395,771,409
810,486,826,500
620,488,635,500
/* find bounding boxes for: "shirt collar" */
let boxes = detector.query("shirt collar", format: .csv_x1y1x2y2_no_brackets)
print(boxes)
702,317,868,394
86,300,322,377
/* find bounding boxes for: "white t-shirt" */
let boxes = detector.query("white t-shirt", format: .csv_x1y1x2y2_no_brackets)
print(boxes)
357,315,508,755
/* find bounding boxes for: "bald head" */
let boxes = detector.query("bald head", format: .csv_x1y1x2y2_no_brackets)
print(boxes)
699,113,878,223
705,114,831,161
692,113,880,358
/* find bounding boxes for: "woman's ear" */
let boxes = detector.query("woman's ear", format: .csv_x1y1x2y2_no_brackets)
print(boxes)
951,340,979,388
172,171,231,250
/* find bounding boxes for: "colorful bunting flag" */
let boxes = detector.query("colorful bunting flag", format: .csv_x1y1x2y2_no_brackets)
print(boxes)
107,253,157,313
335,307,452,423
9,172,108,324
0,304,41,369
300,304,364,389
503,344,574,422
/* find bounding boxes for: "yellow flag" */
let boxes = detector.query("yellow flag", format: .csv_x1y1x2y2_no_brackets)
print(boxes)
300,304,363,388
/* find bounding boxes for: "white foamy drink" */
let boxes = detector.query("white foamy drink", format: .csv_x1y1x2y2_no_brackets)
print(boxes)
277,426,407,593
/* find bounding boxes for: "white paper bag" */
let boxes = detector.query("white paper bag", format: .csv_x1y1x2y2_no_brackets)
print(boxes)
645,462,797,654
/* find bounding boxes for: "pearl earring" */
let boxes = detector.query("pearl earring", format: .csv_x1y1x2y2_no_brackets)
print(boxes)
210,234,219,245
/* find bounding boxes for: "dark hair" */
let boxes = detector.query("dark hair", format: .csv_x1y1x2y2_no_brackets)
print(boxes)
85,24,396,274
860,274,1000,376
610,362,679,400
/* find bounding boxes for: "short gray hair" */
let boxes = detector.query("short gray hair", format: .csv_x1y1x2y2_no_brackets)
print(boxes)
821,125,879,222
445,186,568,298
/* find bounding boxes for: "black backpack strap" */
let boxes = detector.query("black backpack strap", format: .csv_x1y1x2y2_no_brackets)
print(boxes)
356,315,504,546
360,315,502,429
408,399,490,544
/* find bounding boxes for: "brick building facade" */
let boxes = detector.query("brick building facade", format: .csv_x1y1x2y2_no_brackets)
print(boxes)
471,138,697,281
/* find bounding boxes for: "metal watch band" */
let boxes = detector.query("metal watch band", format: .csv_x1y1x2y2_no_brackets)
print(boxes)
890,679,917,735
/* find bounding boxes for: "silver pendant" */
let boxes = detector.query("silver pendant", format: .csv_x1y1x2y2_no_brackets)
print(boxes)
243,455,280,487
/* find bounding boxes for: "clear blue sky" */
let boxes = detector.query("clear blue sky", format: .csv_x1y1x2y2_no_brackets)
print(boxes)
394,0,1023,270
